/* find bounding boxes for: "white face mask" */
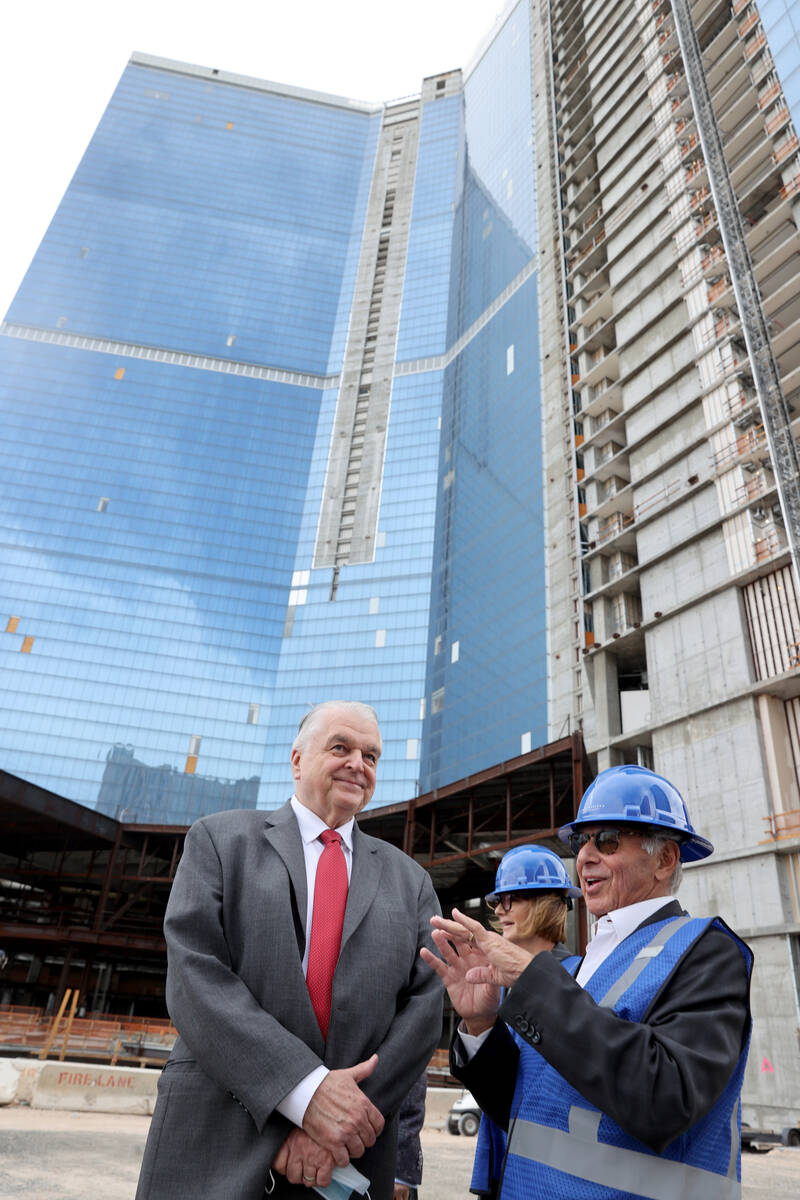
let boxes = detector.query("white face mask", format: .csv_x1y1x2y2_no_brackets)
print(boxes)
265,1162,370,1199
312,1163,370,1200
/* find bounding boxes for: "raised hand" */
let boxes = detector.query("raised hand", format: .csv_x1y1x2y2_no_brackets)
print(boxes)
302,1053,385,1165
420,909,502,1034
422,907,542,1030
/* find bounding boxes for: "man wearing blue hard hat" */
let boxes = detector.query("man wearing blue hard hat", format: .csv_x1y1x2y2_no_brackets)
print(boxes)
421,764,753,1200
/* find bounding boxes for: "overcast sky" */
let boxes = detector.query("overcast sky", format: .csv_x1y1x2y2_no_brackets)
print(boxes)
0,0,509,319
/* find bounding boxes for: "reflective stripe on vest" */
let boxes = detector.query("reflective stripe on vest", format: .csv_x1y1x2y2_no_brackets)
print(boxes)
508,1102,741,1200
598,915,693,1009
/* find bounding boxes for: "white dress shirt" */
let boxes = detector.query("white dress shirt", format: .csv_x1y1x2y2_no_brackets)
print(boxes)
575,896,672,986
459,895,674,1058
275,797,355,1128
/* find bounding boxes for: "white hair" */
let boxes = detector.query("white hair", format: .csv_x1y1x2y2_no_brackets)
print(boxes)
639,832,683,894
292,701,380,753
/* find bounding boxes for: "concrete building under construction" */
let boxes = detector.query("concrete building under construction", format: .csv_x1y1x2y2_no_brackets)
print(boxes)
537,0,800,1130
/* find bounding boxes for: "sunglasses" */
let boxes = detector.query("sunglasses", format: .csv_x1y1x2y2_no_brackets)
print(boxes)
568,828,639,856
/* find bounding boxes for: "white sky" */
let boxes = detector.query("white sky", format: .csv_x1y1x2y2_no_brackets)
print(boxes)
0,0,509,320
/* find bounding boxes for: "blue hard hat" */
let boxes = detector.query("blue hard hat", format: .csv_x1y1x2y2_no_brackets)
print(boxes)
558,765,713,862
485,844,581,903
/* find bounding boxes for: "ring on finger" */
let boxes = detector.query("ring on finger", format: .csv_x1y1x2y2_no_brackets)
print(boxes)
303,1175,315,1182
468,932,475,947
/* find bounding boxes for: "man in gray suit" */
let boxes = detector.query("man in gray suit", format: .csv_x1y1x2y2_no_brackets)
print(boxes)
136,701,442,1199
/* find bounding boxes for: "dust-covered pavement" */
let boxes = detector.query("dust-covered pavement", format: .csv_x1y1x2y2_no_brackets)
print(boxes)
1,1106,799,1199
0,1109,474,1200
0,1108,150,1199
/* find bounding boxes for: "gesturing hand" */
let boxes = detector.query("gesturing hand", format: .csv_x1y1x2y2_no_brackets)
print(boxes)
302,1054,385,1165
420,908,537,1032
273,1128,336,1188
420,909,502,1035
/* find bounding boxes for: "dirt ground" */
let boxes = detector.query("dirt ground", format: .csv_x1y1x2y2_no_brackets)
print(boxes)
0,1106,798,1199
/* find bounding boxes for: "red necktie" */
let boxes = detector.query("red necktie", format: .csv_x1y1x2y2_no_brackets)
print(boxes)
306,830,348,1039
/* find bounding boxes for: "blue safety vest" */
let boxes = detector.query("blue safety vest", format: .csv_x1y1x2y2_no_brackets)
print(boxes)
471,1108,508,1196
494,916,752,1199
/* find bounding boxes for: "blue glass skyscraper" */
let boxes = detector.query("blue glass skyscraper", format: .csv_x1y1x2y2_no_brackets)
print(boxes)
0,3,546,821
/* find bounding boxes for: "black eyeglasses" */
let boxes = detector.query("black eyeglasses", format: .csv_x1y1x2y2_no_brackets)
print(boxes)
568,828,638,856
491,892,533,912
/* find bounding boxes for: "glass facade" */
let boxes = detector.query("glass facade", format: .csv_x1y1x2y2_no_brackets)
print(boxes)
422,0,545,789
7,63,378,375
0,2,548,821
758,0,800,135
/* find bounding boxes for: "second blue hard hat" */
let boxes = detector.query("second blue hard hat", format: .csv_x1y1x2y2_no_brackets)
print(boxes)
485,844,581,904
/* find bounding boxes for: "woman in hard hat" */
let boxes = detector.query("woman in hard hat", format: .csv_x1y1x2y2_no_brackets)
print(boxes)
471,845,580,1199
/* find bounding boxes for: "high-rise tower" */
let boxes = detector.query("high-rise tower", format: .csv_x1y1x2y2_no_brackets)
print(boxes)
540,0,800,1129
0,6,546,825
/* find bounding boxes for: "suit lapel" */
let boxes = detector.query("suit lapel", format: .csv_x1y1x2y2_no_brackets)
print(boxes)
263,804,388,951
263,800,328,1055
264,800,309,941
340,824,383,952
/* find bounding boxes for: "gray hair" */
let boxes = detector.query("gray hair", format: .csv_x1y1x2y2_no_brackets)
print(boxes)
292,701,380,753
639,832,683,894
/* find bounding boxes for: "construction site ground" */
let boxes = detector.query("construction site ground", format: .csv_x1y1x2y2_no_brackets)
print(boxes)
1,1106,799,1199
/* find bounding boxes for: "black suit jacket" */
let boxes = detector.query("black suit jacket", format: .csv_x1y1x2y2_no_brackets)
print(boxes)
452,901,751,1154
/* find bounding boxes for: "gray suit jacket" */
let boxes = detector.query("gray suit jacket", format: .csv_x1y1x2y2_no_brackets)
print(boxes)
136,802,442,1199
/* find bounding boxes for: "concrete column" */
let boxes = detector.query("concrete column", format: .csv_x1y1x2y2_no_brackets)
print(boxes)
591,653,621,761
758,694,800,817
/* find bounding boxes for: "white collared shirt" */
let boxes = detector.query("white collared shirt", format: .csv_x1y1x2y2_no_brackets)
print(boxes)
576,896,673,986
276,797,355,1128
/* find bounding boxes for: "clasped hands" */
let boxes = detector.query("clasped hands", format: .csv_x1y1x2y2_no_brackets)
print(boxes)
272,1054,384,1189
420,907,543,1035
273,909,543,1187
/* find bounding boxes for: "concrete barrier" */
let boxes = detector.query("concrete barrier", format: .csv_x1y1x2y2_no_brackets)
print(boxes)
4,1063,456,1122
0,1059,45,1104
29,1061,159,1115
1,1058,46,1103
0,1059,20,1104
